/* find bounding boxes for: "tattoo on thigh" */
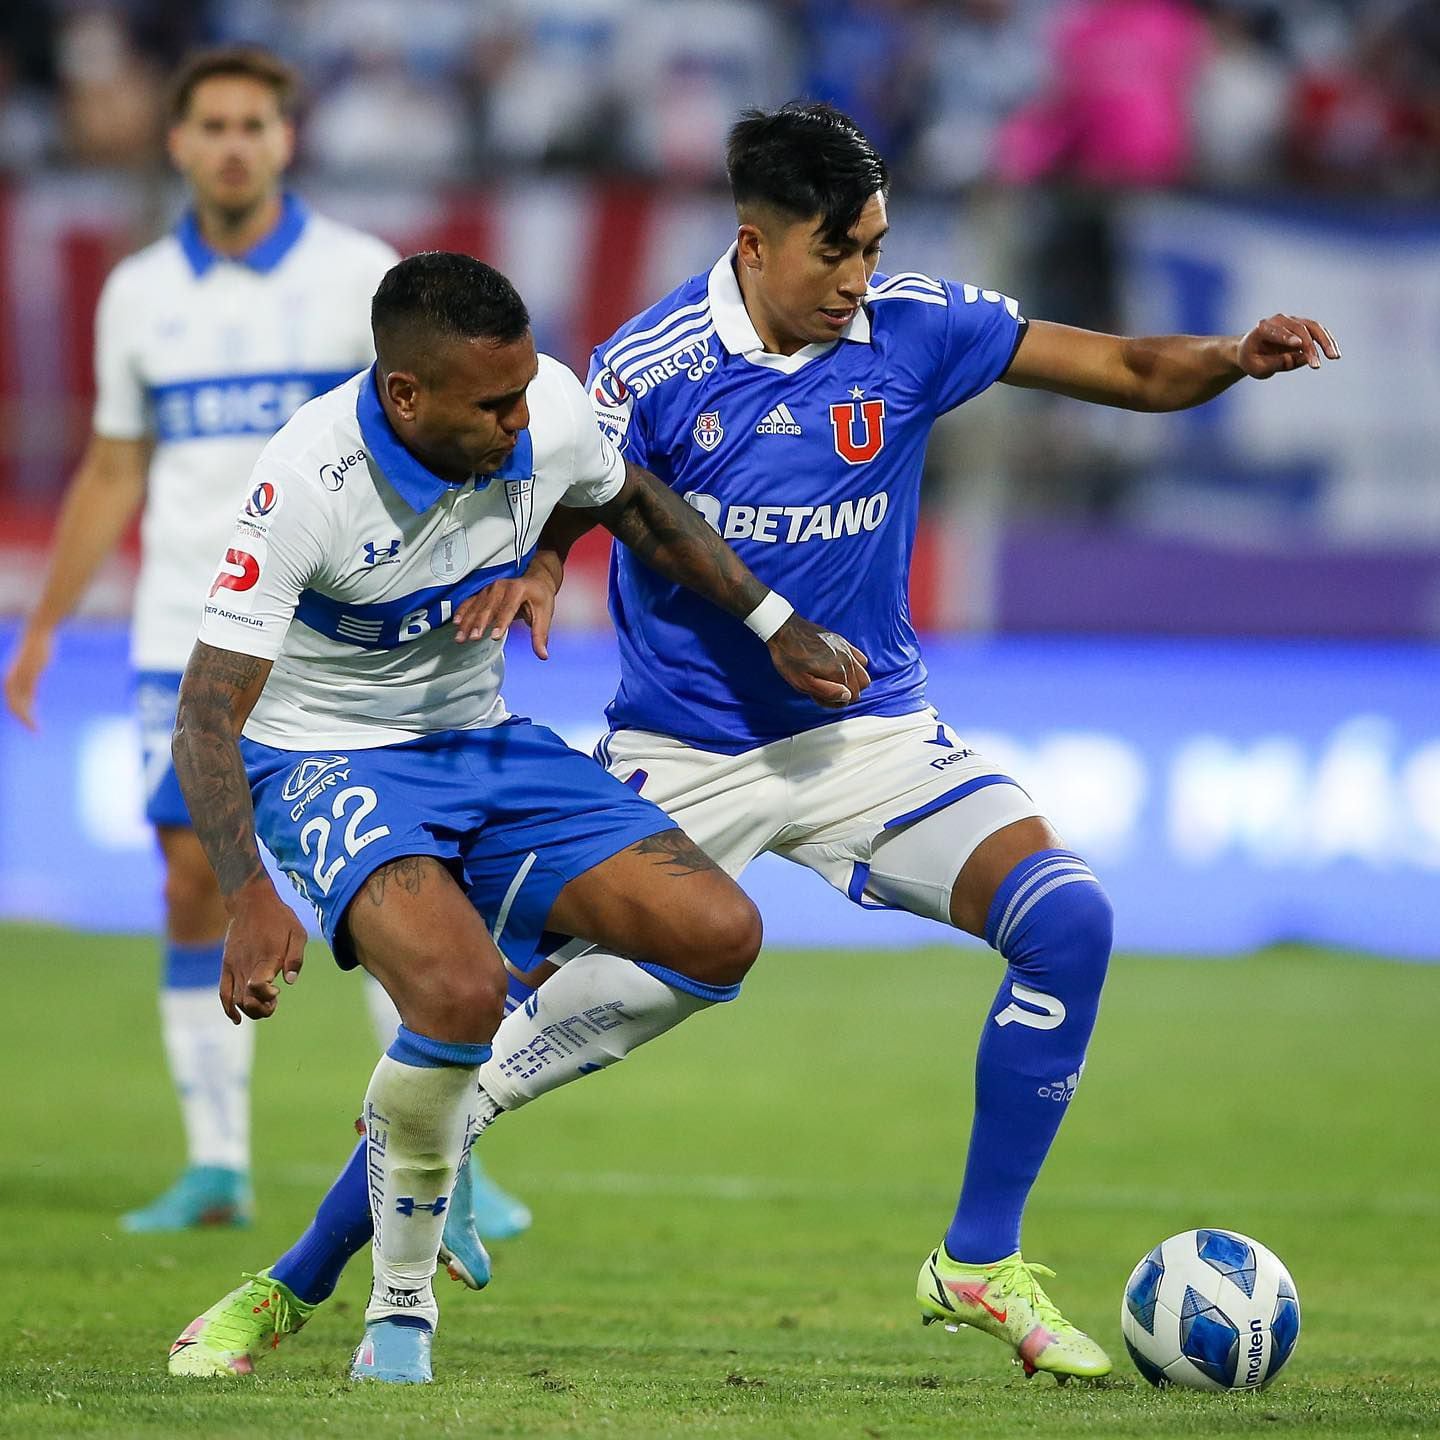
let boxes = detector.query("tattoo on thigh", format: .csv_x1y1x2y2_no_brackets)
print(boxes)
361,855,439,908
633,829,720,878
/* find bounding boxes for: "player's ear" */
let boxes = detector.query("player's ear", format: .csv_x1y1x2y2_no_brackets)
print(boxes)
385,370,422,421
165,120,188,172
736,223,765,273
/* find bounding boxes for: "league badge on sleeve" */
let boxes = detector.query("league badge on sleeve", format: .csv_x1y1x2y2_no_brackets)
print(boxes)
244,479,282,519
693,410,724,452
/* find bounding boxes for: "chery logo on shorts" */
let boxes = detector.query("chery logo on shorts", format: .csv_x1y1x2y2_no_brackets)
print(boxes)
209,548,260,597
281,754,350,802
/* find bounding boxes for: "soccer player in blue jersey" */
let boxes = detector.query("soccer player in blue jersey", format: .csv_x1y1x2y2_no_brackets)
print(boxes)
170,102,1337,1383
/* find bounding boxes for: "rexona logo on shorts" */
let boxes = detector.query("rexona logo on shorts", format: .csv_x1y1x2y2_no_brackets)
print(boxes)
683,490,889,544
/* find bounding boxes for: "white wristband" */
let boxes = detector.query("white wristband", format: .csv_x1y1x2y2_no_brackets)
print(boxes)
743,590,794,642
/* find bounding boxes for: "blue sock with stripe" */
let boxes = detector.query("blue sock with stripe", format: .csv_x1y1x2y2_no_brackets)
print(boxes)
272,1138,372,1304
944,850,1112,1264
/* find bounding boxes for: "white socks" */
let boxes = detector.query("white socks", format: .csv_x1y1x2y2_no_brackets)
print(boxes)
478,950,724,1114
363,1031,487,1328
160,986,253,1172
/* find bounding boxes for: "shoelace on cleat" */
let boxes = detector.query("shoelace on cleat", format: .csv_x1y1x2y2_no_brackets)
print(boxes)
985,1257,1070,1332
205,1274,299,1351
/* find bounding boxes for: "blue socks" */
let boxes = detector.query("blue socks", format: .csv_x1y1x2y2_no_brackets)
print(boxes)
944,850,1112,1264
272,1139,373,1304
164,939,224,988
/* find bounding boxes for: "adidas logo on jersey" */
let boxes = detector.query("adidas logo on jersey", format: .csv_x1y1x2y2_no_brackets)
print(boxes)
756,404,803,437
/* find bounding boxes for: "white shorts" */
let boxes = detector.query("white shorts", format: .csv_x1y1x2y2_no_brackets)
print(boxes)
595,708,1041,926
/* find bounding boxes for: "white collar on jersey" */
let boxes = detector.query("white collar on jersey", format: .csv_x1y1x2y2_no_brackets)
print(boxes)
706,244,871,374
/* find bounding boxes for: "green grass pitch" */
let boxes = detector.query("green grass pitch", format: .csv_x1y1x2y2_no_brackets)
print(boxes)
2,922,1436,1438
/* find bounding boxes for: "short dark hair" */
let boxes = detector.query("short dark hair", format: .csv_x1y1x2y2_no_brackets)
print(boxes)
726,101,889,245
167,46,300,124
371,252,531,376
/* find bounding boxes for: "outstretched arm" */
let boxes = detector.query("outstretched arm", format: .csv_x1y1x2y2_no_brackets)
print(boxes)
1003,315,1340,413
173,641,307,1023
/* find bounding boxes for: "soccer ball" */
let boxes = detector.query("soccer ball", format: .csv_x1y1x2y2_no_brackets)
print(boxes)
1121,1229,1300,1391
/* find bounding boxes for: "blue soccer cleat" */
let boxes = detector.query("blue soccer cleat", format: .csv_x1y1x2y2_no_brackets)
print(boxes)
349,1317,433,1383
439,1161,492,1289
121,1165,252,1233
466,1152,531,1240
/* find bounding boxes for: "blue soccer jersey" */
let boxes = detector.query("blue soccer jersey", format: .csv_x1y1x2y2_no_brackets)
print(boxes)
586,246,1024,752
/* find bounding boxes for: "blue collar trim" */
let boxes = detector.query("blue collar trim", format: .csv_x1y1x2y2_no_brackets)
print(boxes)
355,365,534,514
175,193,310,278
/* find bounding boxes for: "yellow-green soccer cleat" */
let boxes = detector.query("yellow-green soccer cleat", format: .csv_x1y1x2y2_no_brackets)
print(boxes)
918,1248,1112,1381
168,1269,318,1376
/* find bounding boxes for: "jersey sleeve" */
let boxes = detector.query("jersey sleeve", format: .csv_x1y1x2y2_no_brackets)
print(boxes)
197,459,329,660
558,359,628,508
930,281,1027,415
584,344,653,471
91,263,148,440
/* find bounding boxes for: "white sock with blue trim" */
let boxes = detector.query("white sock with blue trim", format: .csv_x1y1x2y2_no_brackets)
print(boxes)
477,949,737,1114
160,940,252,1172
363,1026,489,1328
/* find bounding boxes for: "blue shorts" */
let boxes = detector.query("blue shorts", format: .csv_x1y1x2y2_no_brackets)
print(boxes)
242,720,676,972
134,670,192,828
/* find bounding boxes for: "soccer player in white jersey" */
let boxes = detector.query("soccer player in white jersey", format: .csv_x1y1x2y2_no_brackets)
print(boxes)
168,105,1338,1385
0,47,526,1241
165,251,862,1382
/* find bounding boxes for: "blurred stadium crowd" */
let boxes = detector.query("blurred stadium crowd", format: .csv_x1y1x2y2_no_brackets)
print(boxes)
1,1,1436,637
3,0,1438,194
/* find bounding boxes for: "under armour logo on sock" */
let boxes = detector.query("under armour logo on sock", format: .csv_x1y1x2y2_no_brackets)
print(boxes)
395,1195,449,1217
994,982,1066,1030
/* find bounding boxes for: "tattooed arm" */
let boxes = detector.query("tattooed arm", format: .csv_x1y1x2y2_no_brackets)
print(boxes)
598,463,871,707
173,641,307,1023
454,462,872,708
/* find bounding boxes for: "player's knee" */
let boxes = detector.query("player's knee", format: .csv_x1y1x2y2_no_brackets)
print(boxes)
405,957,508,1045
686,890,762,988
995,856,1113,996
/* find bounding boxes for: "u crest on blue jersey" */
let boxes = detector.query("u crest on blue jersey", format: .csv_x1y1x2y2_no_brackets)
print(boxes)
830,392,886,465
693,410,723,451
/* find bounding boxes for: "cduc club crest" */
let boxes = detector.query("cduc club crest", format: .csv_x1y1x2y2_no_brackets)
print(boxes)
693,410,723,452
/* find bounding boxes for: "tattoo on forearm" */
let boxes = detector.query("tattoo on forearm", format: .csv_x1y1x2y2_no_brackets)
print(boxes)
633,829,722,878
171,645,268,898
603,466,767,619
361,855,442,907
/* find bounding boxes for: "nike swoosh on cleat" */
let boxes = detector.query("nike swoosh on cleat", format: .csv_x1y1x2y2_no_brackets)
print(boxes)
169,1339,196,1355
944,1280,1007,1324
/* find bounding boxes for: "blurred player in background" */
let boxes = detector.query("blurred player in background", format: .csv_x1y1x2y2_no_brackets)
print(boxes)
0,46,530,1240
166,102,1338,1383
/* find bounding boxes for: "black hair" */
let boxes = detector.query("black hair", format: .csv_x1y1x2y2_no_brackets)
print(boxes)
371,252,530,375
726,101,889,245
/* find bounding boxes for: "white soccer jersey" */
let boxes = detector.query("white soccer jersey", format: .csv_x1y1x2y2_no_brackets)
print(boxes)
92,196,398,670
198,355,626,749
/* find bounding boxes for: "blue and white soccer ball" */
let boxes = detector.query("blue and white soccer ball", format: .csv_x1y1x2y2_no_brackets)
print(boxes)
1121,1229,1300,1391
